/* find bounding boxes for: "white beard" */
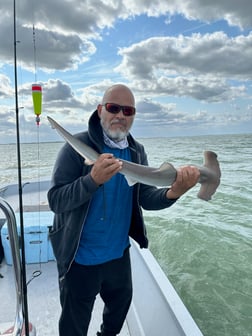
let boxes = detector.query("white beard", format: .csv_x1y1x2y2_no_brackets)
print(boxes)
100,119,129,142
105,128,128,142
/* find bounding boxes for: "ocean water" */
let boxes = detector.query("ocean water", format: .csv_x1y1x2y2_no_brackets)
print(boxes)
0,133,251,336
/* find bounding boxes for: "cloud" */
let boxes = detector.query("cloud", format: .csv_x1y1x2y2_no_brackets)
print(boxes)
0,74,13,99
115,32,252,102
135,99,212,128
1,0,252,72
0,19,96,71
175,0,252,29
7,0,252,34
122,0,252,29
132,97,252,138
43,80,74,102
136,99,179,124
116,33,252,80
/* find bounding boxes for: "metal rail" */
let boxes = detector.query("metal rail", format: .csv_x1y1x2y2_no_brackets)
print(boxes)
0,197,24,336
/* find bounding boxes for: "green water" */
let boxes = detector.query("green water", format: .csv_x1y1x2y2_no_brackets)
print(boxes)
143,134,252,336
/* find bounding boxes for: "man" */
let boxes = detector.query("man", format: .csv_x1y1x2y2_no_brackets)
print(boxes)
48,84,199,336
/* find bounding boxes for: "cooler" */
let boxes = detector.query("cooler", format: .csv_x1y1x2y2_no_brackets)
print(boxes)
1,211,55,265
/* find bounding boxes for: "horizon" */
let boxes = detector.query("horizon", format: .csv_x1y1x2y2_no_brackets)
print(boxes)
0,130,251,146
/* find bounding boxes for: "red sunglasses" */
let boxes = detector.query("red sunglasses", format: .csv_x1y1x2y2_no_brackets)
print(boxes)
103,103,136,116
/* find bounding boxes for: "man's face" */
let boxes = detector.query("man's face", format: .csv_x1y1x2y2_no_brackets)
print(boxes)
98,106,134,141
98,87,135,141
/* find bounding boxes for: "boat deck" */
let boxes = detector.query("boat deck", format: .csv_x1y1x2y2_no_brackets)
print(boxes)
0,260,130,335
0,180,128,334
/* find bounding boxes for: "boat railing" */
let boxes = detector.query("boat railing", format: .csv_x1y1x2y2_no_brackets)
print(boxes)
0,197,24,336
128,240,204,336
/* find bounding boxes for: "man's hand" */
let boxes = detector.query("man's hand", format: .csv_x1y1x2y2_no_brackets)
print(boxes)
90,153,122,186
166,166,200,199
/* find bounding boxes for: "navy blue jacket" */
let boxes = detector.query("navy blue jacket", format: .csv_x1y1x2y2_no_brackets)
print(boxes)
48,110,176,279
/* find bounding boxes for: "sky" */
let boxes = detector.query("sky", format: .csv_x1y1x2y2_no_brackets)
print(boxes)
0,0,252,143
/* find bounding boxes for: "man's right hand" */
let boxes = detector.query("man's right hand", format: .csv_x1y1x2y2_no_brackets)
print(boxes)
90,153,122,186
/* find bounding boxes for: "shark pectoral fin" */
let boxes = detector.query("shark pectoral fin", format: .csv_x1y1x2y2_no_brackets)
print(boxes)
124,175,137,186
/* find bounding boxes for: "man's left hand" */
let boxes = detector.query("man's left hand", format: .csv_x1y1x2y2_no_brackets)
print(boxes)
166,166,200,199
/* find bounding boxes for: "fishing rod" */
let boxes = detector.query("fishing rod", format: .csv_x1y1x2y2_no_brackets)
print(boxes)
13,0,30,334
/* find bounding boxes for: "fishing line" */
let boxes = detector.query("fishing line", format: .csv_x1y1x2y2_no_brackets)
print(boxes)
33,24,37,83
26,269,42,286
32,22,44,276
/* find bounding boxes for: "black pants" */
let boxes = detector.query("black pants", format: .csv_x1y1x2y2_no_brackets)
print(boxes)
59,248,132,336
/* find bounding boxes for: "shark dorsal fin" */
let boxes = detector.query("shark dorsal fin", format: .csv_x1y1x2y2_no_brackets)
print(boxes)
159,162,176,172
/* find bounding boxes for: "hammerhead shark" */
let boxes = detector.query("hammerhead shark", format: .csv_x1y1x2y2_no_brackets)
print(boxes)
47,116,221,201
